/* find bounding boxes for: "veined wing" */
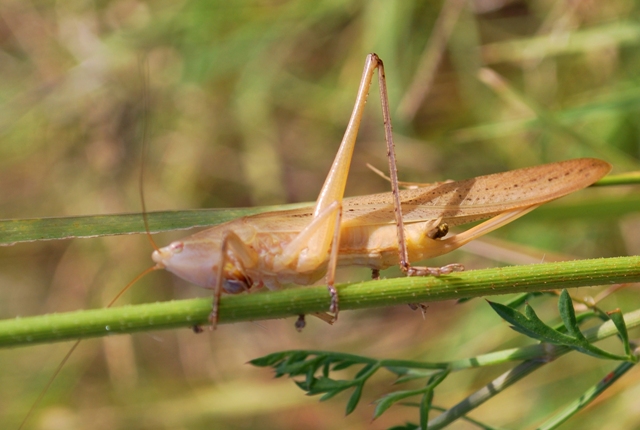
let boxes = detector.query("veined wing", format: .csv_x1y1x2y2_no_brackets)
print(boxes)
340,158,611,228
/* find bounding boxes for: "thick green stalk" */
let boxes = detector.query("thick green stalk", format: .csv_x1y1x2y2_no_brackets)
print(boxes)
1,255,639,348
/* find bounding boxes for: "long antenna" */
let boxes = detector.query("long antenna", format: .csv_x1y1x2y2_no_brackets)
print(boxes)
19,57,161,429
138,56,160,252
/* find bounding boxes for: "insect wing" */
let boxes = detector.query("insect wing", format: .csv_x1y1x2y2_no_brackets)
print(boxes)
340,158,611,228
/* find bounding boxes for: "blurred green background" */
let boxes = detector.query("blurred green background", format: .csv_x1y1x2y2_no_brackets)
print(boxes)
1,0,640,428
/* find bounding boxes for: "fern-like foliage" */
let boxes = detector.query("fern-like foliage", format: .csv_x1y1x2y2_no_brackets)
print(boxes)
251,290,638,429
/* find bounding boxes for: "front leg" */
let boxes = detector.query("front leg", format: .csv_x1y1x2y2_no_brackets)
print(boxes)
209,230,257,329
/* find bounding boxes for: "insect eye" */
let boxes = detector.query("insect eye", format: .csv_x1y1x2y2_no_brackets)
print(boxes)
169,242,184,253
428,223,449,240
223,279,250,294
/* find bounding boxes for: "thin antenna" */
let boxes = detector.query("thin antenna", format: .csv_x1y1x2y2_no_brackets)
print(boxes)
138,56,160,252
19,58,162,429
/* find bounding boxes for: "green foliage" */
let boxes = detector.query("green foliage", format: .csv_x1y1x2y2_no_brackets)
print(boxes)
251,291,639,429
487,290,635,361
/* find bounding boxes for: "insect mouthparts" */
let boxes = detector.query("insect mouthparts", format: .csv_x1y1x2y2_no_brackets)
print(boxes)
151,241,184,267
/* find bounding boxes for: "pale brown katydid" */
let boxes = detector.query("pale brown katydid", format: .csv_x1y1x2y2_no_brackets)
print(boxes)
19,53,611,429
149,53,610,326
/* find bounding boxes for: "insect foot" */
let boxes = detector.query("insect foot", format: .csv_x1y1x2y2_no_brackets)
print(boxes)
328,286,339,317
406,263,465,277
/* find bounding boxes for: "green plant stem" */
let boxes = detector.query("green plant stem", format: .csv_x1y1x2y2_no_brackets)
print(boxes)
593,171,640,186
536,359,637,430
428,358,552,429
379,344,550,372
1,255,639,349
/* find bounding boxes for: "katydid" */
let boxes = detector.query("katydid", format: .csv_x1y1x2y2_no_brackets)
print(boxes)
149,53,610,325
19,53,610,430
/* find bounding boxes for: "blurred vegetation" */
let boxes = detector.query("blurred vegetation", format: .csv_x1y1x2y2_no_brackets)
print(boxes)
1,0,640,429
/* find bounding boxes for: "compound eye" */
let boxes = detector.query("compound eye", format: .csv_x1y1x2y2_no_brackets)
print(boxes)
169,241,184,253
223,278,250,294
